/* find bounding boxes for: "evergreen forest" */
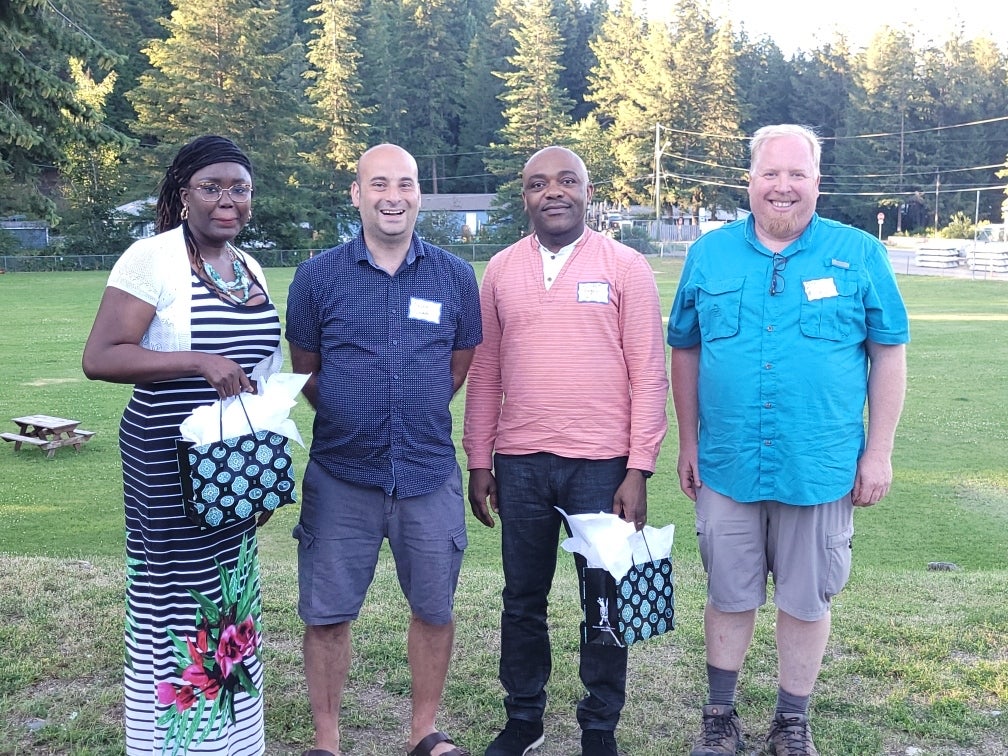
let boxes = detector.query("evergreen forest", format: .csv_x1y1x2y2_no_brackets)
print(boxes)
3,0,1008,253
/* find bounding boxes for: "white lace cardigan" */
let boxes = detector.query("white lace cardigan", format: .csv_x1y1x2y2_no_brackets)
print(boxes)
106,225,284,384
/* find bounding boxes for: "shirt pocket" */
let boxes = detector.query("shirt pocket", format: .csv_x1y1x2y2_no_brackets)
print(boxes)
696,277,745,342
799,278,860,341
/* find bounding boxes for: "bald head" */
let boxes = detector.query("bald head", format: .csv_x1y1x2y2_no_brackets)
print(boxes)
351,143,421,256
521,145,593,250
523,146,589,184
356,143,419,184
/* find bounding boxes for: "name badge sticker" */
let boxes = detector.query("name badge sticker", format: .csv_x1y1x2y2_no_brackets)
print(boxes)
803,277,839,301
577,281,610,304
408,297,443,324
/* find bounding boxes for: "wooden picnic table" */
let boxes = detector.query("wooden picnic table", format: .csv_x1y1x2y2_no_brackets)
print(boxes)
1,414,96,458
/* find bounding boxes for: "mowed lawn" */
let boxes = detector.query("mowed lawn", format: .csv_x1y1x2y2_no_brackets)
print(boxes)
0,260,1005,755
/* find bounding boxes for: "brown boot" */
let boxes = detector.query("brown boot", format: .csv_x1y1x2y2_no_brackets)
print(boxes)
689,704,744,755
764,713,819,756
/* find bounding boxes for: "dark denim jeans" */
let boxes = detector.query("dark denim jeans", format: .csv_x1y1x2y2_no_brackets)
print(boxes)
494,452,629,732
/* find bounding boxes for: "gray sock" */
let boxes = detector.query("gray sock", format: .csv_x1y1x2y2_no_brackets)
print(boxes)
706,663,739,708
775,687,810,716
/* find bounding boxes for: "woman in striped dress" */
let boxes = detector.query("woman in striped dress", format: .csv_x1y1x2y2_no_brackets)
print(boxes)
83,136,282,756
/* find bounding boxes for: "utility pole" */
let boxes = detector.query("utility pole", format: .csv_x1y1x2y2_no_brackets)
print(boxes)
974,189,980,246
654,123,661,223
897,112,905,233
933,171,940,235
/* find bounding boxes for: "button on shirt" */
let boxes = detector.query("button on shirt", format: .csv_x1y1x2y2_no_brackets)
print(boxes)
667,214,910,505
286,233,482,497
538,232,582,289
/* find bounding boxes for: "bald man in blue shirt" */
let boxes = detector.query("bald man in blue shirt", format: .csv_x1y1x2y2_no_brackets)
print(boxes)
287,144,481,756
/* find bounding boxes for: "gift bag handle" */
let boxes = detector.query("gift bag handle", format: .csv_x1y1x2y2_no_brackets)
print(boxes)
640,530,656,564
218,392,256,442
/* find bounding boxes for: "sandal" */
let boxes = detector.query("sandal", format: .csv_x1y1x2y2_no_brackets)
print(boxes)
407,730,470,756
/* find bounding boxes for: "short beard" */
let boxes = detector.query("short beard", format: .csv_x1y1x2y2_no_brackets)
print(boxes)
763,216,797,239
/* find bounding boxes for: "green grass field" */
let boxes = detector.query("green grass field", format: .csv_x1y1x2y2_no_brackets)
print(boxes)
0,262,1005,755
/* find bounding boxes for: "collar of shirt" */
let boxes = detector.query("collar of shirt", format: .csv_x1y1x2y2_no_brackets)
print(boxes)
353,231,425,273
537,231,584,289
744,212,820,257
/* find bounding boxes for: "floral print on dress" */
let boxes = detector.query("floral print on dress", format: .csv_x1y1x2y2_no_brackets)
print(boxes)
153,535,261,755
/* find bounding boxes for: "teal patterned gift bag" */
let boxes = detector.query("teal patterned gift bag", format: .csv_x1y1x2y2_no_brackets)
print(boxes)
580,533,675,648
176,395,296,529
615,556,675,645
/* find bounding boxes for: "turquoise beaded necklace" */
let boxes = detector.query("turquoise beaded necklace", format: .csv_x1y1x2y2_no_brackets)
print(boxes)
183,220,254,304
200,245,253,304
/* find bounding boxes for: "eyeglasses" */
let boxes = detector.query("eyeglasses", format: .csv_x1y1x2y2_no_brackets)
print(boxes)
190,183,253,203
769,254,786,296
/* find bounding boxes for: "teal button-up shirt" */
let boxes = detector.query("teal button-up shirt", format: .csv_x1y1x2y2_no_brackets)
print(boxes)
667,214,910,505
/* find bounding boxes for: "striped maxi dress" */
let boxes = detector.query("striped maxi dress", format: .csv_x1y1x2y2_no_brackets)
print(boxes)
120,278,280,756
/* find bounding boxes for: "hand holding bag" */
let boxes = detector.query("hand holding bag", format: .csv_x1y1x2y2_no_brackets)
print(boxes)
176,394,297,529
580,532,675,648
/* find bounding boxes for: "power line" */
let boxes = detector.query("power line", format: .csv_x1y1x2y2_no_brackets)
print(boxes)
401,118,1008,192
830,115,1008,140
659,171,1006,197
655,114,1008,142
661,150,1007,184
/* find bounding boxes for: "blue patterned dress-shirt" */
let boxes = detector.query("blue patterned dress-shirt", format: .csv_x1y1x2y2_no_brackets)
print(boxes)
286,232,482,498
667,214,910,506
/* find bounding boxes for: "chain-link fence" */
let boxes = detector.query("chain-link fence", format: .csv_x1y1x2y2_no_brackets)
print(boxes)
1,235,690,274
0,248,315,273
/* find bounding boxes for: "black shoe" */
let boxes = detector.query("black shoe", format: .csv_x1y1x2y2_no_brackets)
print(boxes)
484,719,544,756
581,729,618,756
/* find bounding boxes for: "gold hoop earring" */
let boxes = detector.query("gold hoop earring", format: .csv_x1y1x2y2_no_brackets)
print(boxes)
181,204,189,220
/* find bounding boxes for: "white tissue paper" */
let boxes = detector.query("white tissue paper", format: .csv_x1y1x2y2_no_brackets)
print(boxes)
179,372,310,447
557,508,675,582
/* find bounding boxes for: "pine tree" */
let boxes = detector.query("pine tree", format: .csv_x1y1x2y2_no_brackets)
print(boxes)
693,21,746,216
638,19,682,210
734,35,792,134
569,114,618,206
57,59,137,254
301,0,370,237
787,39,854,222
59,0,170,135
303,0,367,150
1,0,125,219
923,35,1008,223
832,27,925,228
586,0,644,125
486,0,575,238
359,0,476,191
455,0,520,194
585,0,649,204
128,0,311,247
358,0,410,145
659,0,718,215
554,0,604,123
400,0,475,186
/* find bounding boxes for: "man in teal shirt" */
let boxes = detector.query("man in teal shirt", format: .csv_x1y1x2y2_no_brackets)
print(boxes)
668,124,909,756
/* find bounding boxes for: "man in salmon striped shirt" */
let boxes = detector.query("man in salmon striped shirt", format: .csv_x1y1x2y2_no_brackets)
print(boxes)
463,146,669,756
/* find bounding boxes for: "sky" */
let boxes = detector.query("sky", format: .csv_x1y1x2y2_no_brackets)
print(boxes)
643,0,1008,57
